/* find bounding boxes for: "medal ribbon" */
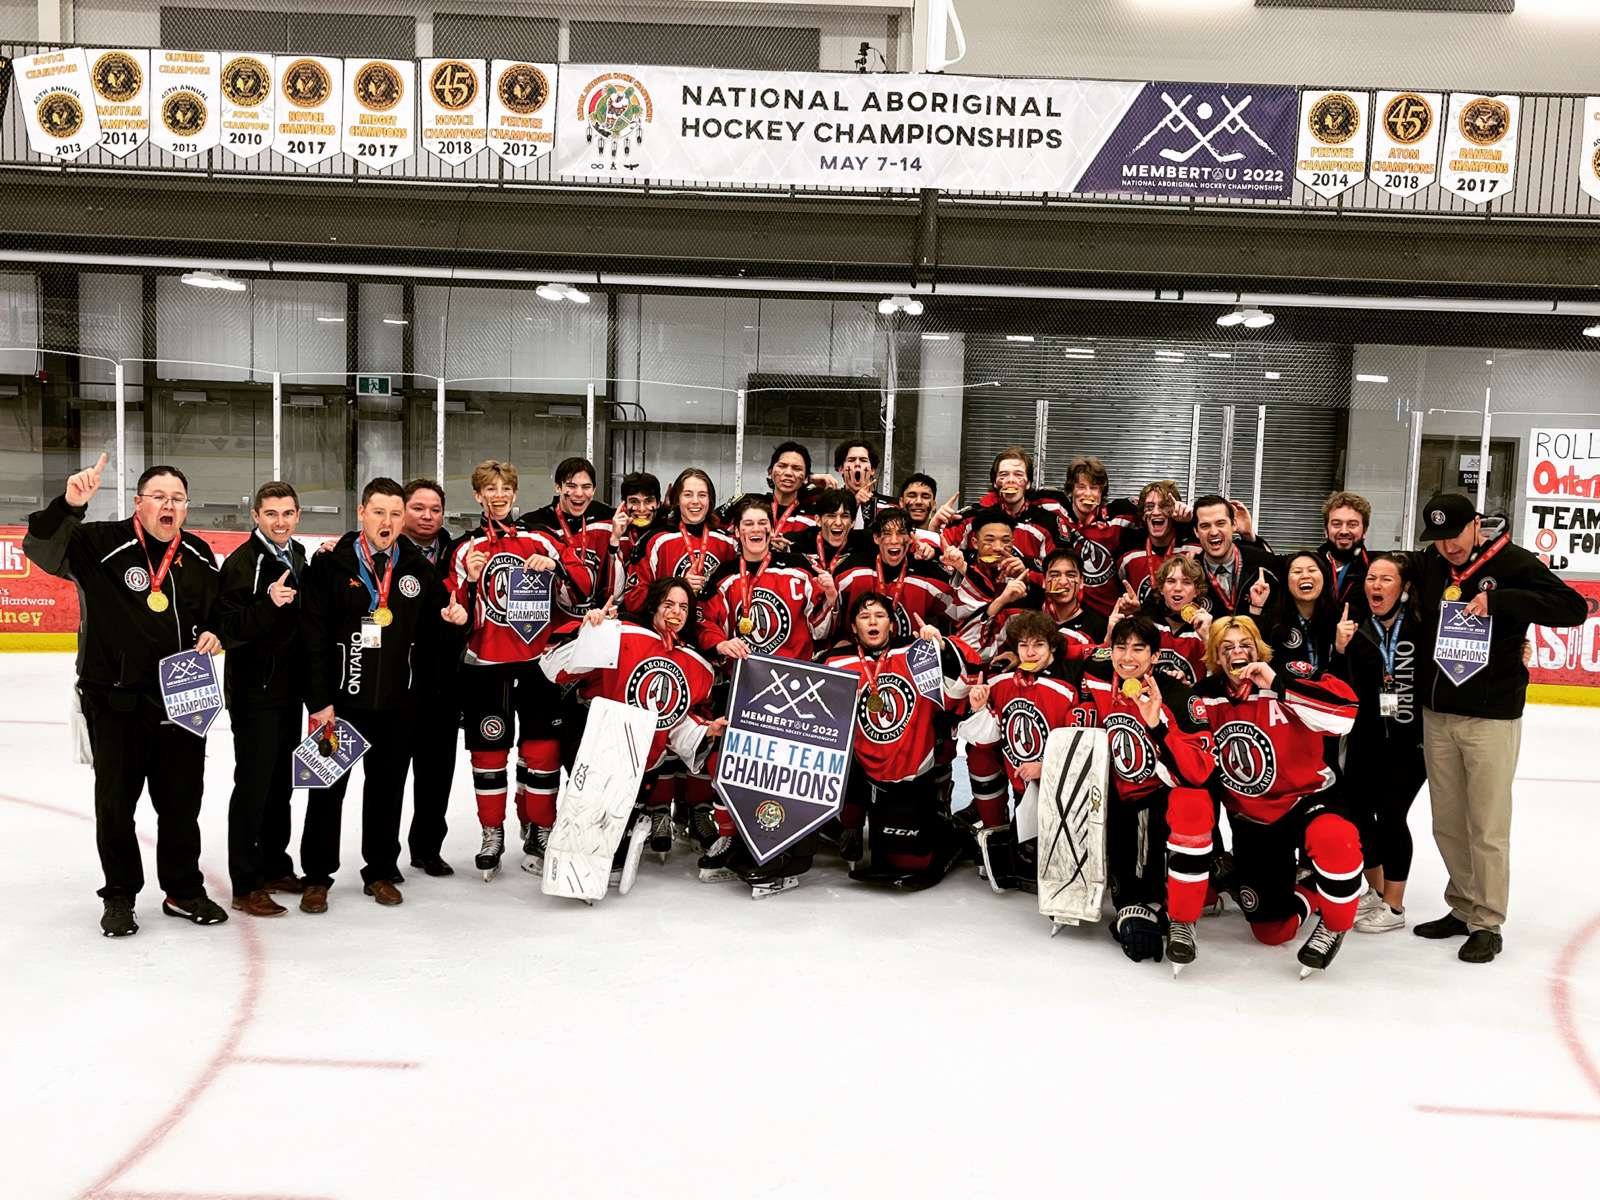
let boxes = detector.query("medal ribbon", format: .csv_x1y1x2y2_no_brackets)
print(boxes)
736,553,771,633
1372,612,1403,686
681,521,709,577
816,531,847,574
554,509,595,594
859,646,884,702
1208,546,1242,611
1448,533,1510,595
877,554,908,607
355,533,395,614
133,517,182,601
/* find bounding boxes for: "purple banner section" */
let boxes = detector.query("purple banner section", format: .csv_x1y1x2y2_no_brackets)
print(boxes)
1434,603,1493,686
158,649,223,738
292,718,370,789
1074,82,1297,199
905,637,944,702
714,655,856,865
505,567,554,645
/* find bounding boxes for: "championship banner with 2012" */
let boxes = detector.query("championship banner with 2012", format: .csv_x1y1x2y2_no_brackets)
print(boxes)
714,655,856,865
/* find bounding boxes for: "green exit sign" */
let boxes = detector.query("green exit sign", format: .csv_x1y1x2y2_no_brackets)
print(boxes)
356,374,391,397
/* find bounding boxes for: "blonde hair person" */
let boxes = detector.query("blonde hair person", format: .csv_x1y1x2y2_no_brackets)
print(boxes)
1204,615,1272,676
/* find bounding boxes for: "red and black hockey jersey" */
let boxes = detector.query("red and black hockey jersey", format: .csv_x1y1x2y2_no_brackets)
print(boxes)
822,638,967,783
1050,500,1139,617
699,550,832,660
949,556,1047,665
1191,663,1357,825
958,668,1086,799
1118,539,1201,603
1074,655,1214,805
834,551,956,637
541,620,717,771
521,501,615,621
624,521,738,610
448,519,556,665
939,490,1057,562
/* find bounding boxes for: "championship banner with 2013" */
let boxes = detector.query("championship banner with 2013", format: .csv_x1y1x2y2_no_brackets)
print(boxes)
714,655,856,865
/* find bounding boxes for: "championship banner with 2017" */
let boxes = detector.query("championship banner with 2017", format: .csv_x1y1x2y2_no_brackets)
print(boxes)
714,655,856,865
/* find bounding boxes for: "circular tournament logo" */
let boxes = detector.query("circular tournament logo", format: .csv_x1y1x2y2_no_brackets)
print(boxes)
625,657,692,730
1214,721,1278,798
1155,647,1197,685
1459,98,1510,147
857,674,916,744
998,697,1048,770
353,61,404,112
1479,576,1497,592
479,715,506,743
1429,509,1446,526
578,72,652,148
162,91,206,137
1384,93,1433,145
222,57,270,107
755,799,785,832
1308,93,1360,145
1104,712,1157,785
429,60,478,111
37,93,84,139
123,565,150,593
282,59,332,109
397,574,422,599
92,52,143,103
738,586,792,653
498,64,550,116
481,551,530,624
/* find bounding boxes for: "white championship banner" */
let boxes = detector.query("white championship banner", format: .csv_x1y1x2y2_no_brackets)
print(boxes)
88,48,150,159
273,55,343,167
149,50,220,159
342,58,415,170
1438,92,1519,204
487,60,556,168
1295,89,1367,199
1367,90,1443,198
219,53,274,159
1579,97,1600,203
552,64,1143,192
420,58,488,165
16,48,102,161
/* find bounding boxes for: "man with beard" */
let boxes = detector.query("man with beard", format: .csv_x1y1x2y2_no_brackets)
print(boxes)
1119,480,1199,602
400,477,464,878
1191,494,1282,625
1318,491,1373,620
932,447,1057,562
1049,456,1139,620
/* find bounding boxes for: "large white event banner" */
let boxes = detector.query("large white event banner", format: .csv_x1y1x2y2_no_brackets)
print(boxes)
16,48,102,161
552,65,1144,192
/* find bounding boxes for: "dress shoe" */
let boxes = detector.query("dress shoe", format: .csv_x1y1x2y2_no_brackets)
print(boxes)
263,875,305,895
364,879,403,906
409,855,455,877
1413,913,1469,940
300,885,329,914
231,890,287,918
1459,929,1503,963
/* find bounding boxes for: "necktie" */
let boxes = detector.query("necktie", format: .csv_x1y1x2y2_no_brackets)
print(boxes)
373,551,388,576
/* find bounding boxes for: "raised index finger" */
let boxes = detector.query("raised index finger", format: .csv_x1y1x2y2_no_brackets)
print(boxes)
1342,603,1350,621
91,452,109,475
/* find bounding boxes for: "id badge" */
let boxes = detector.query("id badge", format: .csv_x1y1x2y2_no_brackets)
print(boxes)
360,617,383,649
1378,690,1400,718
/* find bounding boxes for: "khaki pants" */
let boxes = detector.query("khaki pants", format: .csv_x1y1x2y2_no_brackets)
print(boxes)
1421,708,1521,933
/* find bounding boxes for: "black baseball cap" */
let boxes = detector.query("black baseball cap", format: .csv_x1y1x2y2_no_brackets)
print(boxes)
1418,493,1479,541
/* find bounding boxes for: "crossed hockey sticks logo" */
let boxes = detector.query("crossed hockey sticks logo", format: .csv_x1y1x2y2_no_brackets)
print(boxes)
751,669,836,721
1132,91,1277,165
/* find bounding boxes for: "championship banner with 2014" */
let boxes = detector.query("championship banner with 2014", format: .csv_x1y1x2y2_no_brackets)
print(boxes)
714,655,856,865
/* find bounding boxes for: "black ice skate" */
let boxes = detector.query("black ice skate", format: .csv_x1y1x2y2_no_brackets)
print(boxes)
520,823,550,875
697,835,739,882
1167,920,1198,977
1297,915,1346,978
647,808,673,861
476,824,505,881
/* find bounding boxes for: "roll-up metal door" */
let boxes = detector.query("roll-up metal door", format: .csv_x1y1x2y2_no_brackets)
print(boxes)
960,336,1350,549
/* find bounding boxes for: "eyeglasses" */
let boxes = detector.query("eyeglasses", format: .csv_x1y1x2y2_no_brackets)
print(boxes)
137,493,190,507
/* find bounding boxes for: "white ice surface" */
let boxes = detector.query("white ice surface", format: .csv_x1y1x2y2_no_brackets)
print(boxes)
2,652,1597,1200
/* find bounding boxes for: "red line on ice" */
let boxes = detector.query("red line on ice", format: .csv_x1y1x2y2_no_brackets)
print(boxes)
92,1192,335,1200
1415,1105,1600,1123
1551,911,1600,1102
230,1054,418,1071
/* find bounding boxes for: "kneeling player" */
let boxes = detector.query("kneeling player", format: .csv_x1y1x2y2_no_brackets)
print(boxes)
1076,616,1215,969
823,593,971,890
1191,617,1362,977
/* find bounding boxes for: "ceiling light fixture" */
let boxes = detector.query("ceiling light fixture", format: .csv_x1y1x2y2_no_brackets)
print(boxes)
1005,334,1035,343
1584,324,1600,338
1355,373,1389,383
1207,352,1232,359
1219,306,1274,329
920,332,950,341
383,317,409,326
314,315,344,324
537,282,590,303
1264,371,1282,380
878,294,924,316
180,268,247,292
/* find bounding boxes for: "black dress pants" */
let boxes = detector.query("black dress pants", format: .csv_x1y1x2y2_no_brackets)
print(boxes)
227,702,302,895
300,707,415,888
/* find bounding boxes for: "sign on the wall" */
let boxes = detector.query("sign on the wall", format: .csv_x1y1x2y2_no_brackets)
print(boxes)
1438,92,1520,204
218,53,275,159
148,50,221,159
419,58,488,165
88,48,150,158
487,60,557,168
1523,428,1600,574
342,58,415,170
1579,97,1600,203
1295,89,1368,199
15,48,102,161
272,54,344,167
1367,89,1443,198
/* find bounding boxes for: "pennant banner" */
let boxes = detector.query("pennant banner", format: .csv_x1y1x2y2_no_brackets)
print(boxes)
1439,92,1519,205
273,55,343,167
343,57,415,170
488,59,556,168
420,58,488,165
292,718,370,788
88,48,150,158
219,53,275,158
1368,89,1442,198
149,50,220,158
15,48,102,161
1579,97,1600,203
1295,89,1368,199
158,649,223,738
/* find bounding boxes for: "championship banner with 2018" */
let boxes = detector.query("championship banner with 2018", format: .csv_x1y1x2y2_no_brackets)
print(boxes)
714,655,856,864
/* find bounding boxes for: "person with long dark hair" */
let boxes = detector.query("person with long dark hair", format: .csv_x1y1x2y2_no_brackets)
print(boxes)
1271,550,1339,673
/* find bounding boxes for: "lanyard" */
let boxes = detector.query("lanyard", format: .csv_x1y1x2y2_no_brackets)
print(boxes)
355,534,395,615
1448,533,1509,596
1327,547,1367,595
1208,546,1241,609
877,554,908,604
815,531,847,574
1298,615,1321,670
133,517,181,598
859,646,886,711
1372,613,1404,683
553,508,595,593
681,521,709,577
736,553,771,629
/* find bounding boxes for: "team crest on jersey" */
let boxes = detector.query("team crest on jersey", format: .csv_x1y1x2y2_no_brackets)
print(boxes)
1237,885,1260,914
482,551,531,624
1283,627,1304,650
998,697,1049,768
397,574,421,599
123,565,150,593
737,586,792,653
1187,695,1207,726
554,548,605,615
1285,660,1314,678
1091,646,1112,662
479,716,506,742
1214,721,1278,797
1103,711,1157,784
857,674,917,744
1156,647,1197,685
1479,577,1496,591
625,657,692,730
672,549,723,578
1076,539,1114,587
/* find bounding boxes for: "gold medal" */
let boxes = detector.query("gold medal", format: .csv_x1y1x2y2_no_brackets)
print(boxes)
737,616,754,636
1019,658,1044,673
1443,585,1462,602
1179,604,1198,622
865,690,885,715
373,606,394,627
631,515,652,528
1122,677,1143,699
146,590,169,613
